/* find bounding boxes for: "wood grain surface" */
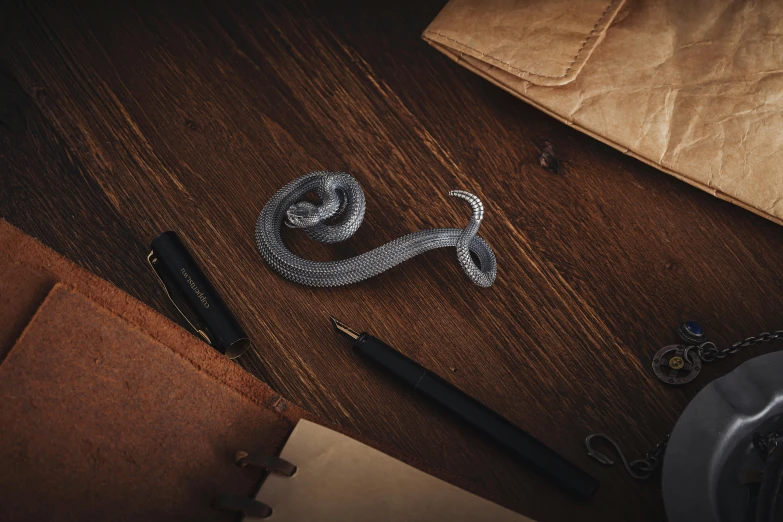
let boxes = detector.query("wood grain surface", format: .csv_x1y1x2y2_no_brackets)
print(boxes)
2,1,783,520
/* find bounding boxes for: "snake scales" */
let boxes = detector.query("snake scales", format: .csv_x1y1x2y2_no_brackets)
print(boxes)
254,172,496,287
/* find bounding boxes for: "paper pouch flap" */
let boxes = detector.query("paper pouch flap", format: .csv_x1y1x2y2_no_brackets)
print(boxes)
423,0,627,86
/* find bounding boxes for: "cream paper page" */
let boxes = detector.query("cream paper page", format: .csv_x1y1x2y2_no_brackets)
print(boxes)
254,419,533,521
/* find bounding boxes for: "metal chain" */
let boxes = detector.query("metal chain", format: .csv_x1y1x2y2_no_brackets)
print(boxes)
630,435,670,478
594,330,783,479
585,433,670,480
589,429,783,480
695,330,783,363
754,430,783,460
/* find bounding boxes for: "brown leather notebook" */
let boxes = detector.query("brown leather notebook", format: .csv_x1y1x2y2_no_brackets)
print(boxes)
0,220,530,521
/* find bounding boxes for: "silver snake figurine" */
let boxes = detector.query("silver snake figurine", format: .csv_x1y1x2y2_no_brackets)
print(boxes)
254,171,496,287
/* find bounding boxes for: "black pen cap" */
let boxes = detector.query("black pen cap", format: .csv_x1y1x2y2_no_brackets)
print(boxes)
148,231,250,359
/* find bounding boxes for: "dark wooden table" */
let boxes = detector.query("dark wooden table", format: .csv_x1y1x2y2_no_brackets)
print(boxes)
3,1,783,520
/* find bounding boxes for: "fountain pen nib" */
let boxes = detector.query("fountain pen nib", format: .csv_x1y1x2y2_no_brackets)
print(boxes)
329,316,361,340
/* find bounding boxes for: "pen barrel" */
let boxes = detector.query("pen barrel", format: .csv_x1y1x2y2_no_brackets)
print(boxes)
355,335,597,501
414,373,598,501
149,231,250,358
354,335,427,387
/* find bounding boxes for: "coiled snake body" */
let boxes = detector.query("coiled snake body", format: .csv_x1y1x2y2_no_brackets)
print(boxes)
255,172,496,287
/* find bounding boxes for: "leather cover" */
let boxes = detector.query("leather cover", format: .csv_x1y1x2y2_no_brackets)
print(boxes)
0,220,466,520
423,0,783,225
0,284,291,521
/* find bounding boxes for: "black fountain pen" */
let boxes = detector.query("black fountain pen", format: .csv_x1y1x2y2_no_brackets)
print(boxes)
330,317,598,501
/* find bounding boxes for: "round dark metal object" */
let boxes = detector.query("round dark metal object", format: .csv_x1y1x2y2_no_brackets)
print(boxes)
662,351,783,521
652,344,702,385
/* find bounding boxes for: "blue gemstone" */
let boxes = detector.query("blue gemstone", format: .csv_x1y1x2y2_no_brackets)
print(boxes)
685,321,703,336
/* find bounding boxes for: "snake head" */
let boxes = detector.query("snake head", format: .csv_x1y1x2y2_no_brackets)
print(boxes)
285,201,322,228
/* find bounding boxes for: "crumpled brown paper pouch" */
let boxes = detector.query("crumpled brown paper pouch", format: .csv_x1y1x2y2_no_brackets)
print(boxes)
424,0,783,225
